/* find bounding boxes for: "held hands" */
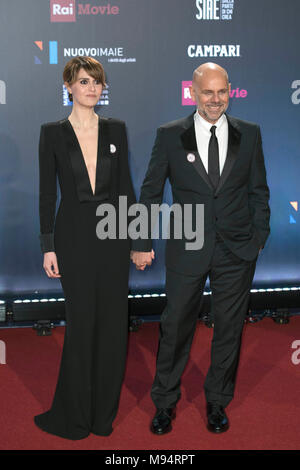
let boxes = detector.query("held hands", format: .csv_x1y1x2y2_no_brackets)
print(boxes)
43,252,61,278
130,249,155,270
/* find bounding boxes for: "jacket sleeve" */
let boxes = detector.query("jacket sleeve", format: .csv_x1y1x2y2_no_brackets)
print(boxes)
131,126,169,252
248,126,270,248
38,124,57,253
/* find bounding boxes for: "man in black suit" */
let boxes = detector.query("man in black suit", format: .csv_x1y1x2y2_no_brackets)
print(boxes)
131,63,270,434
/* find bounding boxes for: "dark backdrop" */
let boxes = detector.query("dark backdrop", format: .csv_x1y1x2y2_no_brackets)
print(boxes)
0,0,299,297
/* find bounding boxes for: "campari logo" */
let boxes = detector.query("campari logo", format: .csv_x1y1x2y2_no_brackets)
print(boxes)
182,81,247,106
195,0,235,21
50,0,120,22
187,44,240,58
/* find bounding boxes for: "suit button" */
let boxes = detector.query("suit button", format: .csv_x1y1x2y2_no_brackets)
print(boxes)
215,217,218,221
214,195,218,199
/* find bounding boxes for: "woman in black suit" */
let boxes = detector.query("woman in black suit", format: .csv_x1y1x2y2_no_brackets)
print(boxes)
34,56,136,440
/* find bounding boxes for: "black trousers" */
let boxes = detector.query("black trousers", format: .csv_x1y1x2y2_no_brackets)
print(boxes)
35,202,130,440
151,236,257,409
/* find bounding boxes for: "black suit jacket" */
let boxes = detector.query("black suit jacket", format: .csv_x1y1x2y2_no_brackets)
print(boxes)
132,112,270,276
39,116,136,253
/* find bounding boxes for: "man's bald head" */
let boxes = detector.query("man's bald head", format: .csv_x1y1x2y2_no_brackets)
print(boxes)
192,63,229,87
189,62,231,124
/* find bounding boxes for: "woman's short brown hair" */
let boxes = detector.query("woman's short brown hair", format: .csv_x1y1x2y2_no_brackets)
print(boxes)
63,56,106,87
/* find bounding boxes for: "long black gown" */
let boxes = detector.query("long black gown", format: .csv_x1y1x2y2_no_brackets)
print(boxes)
34,116,136,440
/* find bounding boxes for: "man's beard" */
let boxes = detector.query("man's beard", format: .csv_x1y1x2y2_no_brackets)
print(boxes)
199,104,225,123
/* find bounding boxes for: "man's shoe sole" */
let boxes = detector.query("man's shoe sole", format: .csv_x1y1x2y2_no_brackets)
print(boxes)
206,422,229,434
150,423,172,435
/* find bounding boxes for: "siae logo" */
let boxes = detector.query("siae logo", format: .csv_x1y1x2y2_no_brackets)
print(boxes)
0,80,6,104
34,41,58,64
291,80,300,104
196,0,235,21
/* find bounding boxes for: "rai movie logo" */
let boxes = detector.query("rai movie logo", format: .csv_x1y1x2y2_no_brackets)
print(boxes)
195,0,235,21
51,0,76,22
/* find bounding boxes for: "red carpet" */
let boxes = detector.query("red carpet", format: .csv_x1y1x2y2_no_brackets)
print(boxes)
0,317,300,450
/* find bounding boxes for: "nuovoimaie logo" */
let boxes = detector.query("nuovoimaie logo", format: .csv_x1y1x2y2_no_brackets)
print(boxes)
50,0,120,22
290,201,298,224
182,81,247,106
34,41,58,64
195,0,235,21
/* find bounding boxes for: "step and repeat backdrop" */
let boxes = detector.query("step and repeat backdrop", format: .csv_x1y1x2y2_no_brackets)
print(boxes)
0,0,299,296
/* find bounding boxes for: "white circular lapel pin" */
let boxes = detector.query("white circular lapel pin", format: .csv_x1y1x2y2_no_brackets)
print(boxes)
110,144,116,154
187,153,195,163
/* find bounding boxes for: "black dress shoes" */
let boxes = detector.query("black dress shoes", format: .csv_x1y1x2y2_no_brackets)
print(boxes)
206,402,229,433
150,408,176,435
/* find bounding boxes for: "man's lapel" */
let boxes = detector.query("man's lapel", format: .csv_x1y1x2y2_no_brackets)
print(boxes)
180,112,242,194
180,113,214,190
215,114,241,195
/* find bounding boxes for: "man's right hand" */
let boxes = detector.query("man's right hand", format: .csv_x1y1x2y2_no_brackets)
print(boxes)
43,252,61,278
130,250,155,270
